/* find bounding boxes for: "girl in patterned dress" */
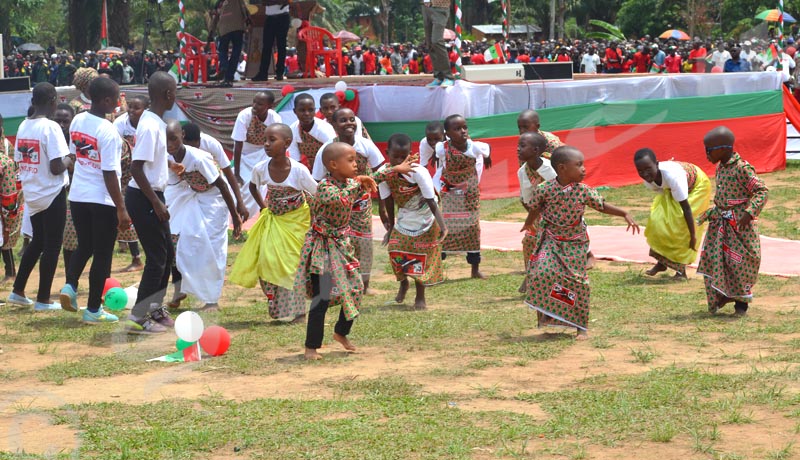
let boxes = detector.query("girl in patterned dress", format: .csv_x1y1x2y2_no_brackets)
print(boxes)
634,148,711,279
311,108,386,292
434,114,492,279
697,127,768,317
52,104,77,271
0,114,23,281
522,146,639,340
299,142,414,360
517,132,557,293
287,93,335,170
379,134,447,310
229,124,317,322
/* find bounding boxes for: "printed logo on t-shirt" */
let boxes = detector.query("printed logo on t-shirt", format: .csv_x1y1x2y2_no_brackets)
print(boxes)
16,139,41,165
71,132,102,168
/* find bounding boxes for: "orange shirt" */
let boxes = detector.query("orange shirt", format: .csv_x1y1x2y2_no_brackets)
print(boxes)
689,47,707,73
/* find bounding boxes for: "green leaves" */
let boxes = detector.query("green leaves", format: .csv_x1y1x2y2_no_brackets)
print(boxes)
585,19,626,41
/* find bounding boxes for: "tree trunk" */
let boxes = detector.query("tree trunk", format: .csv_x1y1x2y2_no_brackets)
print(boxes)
108,0,130,48
0,3,11,55
69,0,91,53
379,0,390,44
549,0,555,40
556,0,566,40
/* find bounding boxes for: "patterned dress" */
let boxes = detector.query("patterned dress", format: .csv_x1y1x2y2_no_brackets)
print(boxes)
295,168,395,320
382,165,444,286
520,162,554,270
525,180,605,331
0,138,23,250
440,141,481,253
348,152,375,278
540,130,564,158
298,129,325,171
696,153,768,313
117,138,138,243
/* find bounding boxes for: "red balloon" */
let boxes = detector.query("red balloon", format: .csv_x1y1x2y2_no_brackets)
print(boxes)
711,66,723,73
281,85,295,97
103,278,121,297
335,90,345,103
199,326,231,357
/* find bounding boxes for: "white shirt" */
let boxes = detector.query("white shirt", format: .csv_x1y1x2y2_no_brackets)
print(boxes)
378,164,437,236
234,60,246,81
264,4,289,15
129,110,169,192
231,108,282,156
288,118,336,162
642,160,690,202
518,159,557,205
711,50,732,69
14,118,69,215
251,157,318,194
419,137,437,168
168,145,220,187
200,132,232,169
581,53,600,74
378,165,435,201
68,112,123,206
311,136,385,181
113,112,137,140
433,139,491,188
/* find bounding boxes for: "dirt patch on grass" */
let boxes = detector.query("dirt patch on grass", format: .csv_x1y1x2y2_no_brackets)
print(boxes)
0,412,80,456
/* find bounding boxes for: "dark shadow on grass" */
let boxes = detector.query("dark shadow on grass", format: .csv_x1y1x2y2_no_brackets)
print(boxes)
669,310,741,323
219,319,279,330
497,332,574,343
275,350,354,364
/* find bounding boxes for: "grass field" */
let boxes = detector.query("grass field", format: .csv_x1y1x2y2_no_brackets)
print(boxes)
0,162,798,459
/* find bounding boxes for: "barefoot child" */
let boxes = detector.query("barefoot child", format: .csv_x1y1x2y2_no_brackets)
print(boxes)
311,108,386,292
697,127,768,316
229,124,317,321
9,83,74,311
379,133,447,309
418,121,445,176
517,132,557,292
163,120,242,311
434,114,491,279
58,77,131,323
634,148,711,279
288,93,336,170
522,146,639,339
299,142,414,360
0,114,23,281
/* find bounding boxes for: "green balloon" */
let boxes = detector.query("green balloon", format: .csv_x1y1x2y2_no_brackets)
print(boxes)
344,89,355,101
104,287,128,311
176,338,195,351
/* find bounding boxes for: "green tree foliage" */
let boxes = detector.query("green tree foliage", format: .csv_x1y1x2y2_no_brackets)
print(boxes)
616,0,684,38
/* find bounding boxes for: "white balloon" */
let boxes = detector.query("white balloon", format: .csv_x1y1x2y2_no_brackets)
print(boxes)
334,81,347,92
175,311,205,342
124,286,138,310
291,18,302,29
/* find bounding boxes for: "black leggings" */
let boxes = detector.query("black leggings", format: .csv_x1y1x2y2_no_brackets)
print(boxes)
304,273,354,349
66,201,119,312
13,187,67,303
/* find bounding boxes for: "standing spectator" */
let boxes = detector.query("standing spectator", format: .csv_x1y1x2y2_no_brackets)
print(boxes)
651,44,666,71
422,0,455,87
32,57,49,84
632,45,651,73
390,45,403,74
723,46,751,73
122,58,134,84
710,42,731,70
580,47,600,74
253,0,289,81
664,46,682,73
741,40,759,70
213,0,251,86
364,47,377,75
604,41,623,73
351,47,364,75
689,41,708,73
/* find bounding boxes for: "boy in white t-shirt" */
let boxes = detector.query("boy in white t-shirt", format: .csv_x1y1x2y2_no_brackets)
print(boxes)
124,72,177,335
9,83,74,311
58,77,132,323
418,120,445,175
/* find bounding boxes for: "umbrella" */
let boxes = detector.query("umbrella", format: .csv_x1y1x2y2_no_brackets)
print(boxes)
755,9,797,23
444,28,456,40
98,46,124,56
333,30,360,43
659,29,690,40
18,43,44,52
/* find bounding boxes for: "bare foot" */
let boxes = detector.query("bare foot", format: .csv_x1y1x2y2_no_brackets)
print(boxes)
122,259,144,273
167,293,187,309
333,332,356,351
733,309,748,318
413,298,427,310
673,272,688,281
518,278,527,293
645,263,667,276
117,242,129,254
200,303,219,313
576,330,589,341
586,252,597,270
471,268,487,279
304,348,323,360
291,314,306,324
2,275,14,284
395,279,409,303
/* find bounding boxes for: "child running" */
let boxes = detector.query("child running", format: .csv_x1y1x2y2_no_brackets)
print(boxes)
58,77,131,323
379,133,447,309
312,108,386,292
229,124,317,322
697,127,768,316
0,113,23,282
163,120,242,312
9,83,74,311
517,132,557,292
634,148,711,279
288,93,336,170
522,146,639,340
434,114,491,279
299,142,414,360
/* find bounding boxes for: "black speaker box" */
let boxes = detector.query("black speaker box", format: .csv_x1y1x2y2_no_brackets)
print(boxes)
522,62,574,81
0,76,31,93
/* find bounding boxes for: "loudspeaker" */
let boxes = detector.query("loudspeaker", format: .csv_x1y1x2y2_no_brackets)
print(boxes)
0,77,31,93
523,62,574,81
461,63,525,83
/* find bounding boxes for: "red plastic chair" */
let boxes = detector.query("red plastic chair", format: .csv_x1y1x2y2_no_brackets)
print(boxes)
176,32,218,83
297,27,344,78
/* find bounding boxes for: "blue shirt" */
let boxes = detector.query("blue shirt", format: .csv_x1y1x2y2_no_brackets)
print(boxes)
653,50,666,66
723,58,751,72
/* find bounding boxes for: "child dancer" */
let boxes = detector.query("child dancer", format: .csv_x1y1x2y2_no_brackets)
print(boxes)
163,120,242,311
229,124,317,321
517,132,557,292
318,92,370,139
190,124,249,222
58,77,130,323
379,134,447,309
434,114,491,279
311,108,386,291
697,127,768,316
522,146,639,340
52,103,77,271
0,113,23,282
288,93,335,169
113,94,149,272
9,83,73,311
516,109,563,158
418,121,445,176
299,142,414,360
232,91,282,218
634,148,711,279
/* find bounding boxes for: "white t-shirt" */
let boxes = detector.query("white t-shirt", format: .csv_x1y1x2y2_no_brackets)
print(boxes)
378,164,436,201
642,160,690,202
68,112,123,206
518,159,557,205
231,108,282,156
251,157,318,194
581,53,600,74
378,164,437,236
265,4,289,15
113,112,137,140
200,132,232,169
419,137,437,168
168,145,221,187
14,118,69,215
129,110,169,192
311,136,385,181
288,118,336,162
711,50,732,69
433,139,491,187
